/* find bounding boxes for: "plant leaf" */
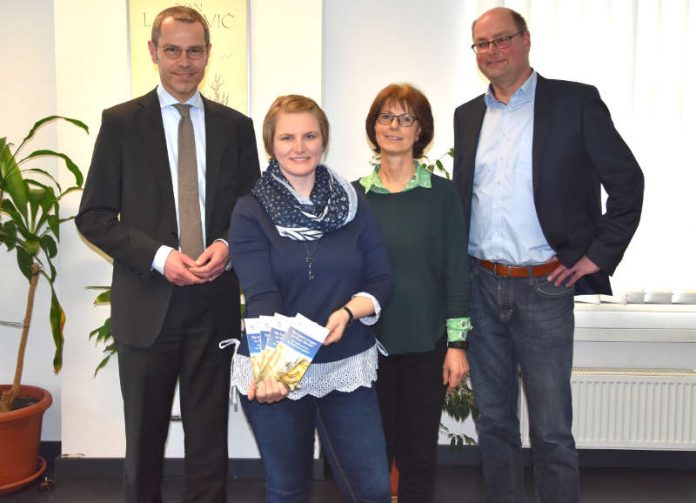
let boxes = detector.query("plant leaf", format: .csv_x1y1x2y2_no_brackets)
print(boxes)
95,290,111,304
33,186,58,236
16,246,33,280
45,214,60,239
47,258,57,283
16,116,89,156
49,286,65,373
96,318,112,342
0,140,28,216
2,198,31,242
93,351,115,378
0,220,18,250
58,185,83,200
21,150,84,188
20,167,62,192
40,234,58,258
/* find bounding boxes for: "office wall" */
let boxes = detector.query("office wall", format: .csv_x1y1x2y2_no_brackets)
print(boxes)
0,0,61,440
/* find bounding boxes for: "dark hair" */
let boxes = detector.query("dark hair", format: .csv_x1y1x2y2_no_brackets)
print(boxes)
365,83,434,159
151,6,210,46
262,95,330,158
471,7,528,36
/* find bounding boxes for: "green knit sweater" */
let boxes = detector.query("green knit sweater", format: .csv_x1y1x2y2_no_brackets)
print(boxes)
358,175,470,355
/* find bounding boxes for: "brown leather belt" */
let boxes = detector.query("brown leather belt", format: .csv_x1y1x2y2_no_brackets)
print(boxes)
478,258,559,278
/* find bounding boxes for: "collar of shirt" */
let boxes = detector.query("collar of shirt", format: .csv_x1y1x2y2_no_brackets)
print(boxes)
484,70,537,111
156,85,204,112
359,160,432,194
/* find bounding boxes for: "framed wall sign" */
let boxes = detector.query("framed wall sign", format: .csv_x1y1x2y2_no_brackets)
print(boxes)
128,0,249,113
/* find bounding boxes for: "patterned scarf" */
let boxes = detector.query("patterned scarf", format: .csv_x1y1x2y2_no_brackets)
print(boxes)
252,159,358,241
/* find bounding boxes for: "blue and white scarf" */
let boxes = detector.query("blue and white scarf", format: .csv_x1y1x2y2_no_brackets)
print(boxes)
252,159,358,241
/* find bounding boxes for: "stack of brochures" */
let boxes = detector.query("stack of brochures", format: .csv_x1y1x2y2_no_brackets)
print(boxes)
244,314,329,390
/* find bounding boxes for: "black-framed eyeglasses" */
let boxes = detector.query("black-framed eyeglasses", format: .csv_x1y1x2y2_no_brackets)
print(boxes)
376,112,418,127
159,45,207,60
471,32,523,54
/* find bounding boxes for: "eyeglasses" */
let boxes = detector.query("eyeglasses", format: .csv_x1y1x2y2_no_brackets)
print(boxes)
471,32,523,54
159,45,207,60
376,112,418,127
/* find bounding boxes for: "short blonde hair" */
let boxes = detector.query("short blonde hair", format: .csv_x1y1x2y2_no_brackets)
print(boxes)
262,95,330,158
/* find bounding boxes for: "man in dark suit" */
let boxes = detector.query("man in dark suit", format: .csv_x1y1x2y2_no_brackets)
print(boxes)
76,6,259,502
452,7,643,503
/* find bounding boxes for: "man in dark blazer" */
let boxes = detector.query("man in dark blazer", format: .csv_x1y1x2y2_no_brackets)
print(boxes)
453,7,643,503
76,6,259,503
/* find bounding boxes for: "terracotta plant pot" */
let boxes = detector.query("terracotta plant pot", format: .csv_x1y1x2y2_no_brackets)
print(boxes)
390,460,399,499
0,385,52,495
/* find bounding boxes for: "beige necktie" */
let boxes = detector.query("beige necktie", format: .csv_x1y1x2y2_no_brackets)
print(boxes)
174,104,204,259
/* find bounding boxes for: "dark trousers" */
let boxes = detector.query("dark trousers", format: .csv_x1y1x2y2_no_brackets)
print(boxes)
376,336,447,503
116,285,233,503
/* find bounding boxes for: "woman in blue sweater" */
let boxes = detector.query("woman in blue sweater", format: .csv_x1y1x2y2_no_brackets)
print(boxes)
358,84,472,503
228,95,394,503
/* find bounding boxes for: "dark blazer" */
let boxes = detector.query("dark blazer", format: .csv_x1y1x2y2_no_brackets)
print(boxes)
453,74,644,295
76,89,260,347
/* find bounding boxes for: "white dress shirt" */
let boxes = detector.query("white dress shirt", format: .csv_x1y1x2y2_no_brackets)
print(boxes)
468,71,555,265
152,85,208,273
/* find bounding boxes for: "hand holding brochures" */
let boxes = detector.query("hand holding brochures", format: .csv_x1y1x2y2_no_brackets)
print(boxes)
245,313,329,392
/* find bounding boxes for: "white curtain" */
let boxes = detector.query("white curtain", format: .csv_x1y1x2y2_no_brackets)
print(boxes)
323,0,696,295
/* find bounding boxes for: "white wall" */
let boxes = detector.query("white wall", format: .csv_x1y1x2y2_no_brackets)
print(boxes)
0,0,61,440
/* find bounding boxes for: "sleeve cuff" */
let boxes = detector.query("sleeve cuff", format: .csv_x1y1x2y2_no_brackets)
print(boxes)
152,245,174,275
352,292,381,326
447,317,473,342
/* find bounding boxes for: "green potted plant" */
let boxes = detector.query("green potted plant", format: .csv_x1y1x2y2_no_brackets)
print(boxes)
86,285,115,376
441,379,478,447
0,115,87,494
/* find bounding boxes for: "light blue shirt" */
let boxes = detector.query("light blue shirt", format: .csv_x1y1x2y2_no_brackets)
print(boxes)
152,85,208,273
467,71,555,265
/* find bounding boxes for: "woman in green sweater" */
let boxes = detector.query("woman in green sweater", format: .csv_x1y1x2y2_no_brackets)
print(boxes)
357,83,472,503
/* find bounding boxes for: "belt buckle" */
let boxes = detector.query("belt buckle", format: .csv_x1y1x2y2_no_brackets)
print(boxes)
493,262,509,277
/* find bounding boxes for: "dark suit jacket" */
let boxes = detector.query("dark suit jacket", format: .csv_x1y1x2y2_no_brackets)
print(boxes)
453,74,644,295
76,89,260,347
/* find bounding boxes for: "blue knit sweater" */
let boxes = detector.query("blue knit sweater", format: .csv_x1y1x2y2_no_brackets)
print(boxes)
229,192,393,363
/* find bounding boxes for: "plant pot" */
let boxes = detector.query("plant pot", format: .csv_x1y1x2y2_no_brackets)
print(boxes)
390,460,399,500
0,385,52,495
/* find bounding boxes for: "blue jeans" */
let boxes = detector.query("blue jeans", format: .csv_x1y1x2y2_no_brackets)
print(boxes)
241,385,390,503
469,260,580,503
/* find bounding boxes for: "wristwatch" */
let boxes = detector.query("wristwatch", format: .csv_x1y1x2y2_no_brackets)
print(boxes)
447,340,469,350
342,306,354,324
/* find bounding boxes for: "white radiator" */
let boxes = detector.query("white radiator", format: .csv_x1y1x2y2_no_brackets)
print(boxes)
519,368,696,450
